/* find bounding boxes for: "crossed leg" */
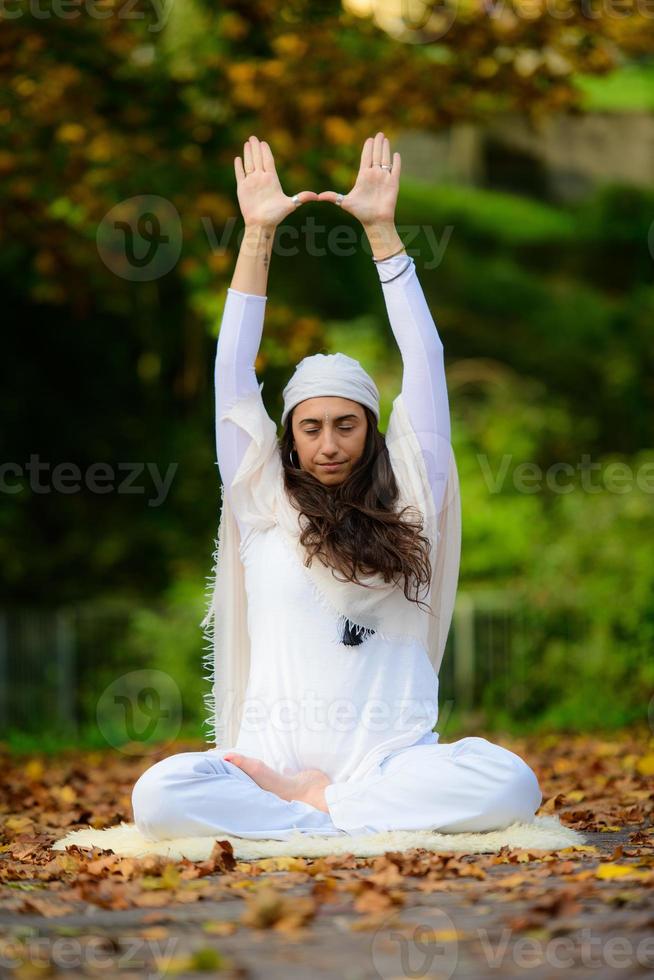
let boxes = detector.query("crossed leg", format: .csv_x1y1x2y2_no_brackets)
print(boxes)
324,736,542,834
131,750,339,842
131,736,542,842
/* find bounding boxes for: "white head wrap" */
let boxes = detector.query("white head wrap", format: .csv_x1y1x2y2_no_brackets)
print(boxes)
281,352,380,427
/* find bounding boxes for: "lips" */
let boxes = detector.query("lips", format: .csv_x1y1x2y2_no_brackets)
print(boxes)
320,462,344,468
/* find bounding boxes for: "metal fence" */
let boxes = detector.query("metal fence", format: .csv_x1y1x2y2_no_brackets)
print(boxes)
0,591,544,741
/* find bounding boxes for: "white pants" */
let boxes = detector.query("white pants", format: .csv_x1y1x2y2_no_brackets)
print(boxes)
132,736,542,842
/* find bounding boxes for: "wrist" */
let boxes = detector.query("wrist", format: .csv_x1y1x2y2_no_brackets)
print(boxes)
244,222,277,234
240,223,276,258
363,221,403,260
363,220,396,236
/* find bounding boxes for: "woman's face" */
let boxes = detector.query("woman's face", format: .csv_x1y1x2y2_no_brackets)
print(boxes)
291,396,368,486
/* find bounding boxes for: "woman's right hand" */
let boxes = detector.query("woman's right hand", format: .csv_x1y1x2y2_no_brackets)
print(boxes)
317,132,401,228
234,135,318,228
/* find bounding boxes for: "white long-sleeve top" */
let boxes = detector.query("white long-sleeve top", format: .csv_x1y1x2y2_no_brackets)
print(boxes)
215,252,451,539
212,254,452,783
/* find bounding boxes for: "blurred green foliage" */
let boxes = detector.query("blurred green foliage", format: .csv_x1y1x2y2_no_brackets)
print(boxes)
2,3,653,742
4,177,654,743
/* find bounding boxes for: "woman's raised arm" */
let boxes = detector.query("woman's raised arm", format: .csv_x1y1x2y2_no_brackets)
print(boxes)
374,245,451,522
319,131,451,519
215,137,317,511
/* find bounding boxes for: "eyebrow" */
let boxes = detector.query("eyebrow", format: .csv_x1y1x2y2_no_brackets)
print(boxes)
298,414,360,425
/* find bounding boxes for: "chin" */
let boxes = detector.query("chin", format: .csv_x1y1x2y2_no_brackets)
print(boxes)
314,468,348,485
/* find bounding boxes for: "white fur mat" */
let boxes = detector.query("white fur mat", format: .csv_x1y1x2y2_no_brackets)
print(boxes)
52,815,584,862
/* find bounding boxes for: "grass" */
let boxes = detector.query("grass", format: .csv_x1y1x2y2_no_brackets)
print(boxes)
0,722,209,757
399,176,577,246
574,61,654,112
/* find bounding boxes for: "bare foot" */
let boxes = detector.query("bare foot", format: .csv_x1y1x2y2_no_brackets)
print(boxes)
223,753,331,813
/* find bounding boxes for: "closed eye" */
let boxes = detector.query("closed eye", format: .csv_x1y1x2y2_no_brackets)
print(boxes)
305,426,354,434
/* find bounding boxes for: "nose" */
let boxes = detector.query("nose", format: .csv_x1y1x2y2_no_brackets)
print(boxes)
319,427,340,457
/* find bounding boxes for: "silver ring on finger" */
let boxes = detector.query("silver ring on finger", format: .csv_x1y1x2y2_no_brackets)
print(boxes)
292,193,300,206
336,193,344,206
380,164,392,171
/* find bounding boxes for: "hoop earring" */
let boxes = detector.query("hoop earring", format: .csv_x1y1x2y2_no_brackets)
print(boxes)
290,448,300,468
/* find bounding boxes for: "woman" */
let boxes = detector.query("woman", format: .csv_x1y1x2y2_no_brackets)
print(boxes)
131,132,542,841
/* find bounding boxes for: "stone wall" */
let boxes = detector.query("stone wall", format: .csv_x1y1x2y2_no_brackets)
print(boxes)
396,112,654,201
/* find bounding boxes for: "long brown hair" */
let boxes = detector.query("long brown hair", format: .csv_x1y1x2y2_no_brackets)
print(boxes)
280,405,433,613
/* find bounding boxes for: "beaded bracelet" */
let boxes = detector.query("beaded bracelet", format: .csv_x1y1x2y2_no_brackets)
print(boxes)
372,244,407,263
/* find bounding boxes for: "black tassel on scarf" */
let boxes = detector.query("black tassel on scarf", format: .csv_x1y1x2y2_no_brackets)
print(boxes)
340,616,376,646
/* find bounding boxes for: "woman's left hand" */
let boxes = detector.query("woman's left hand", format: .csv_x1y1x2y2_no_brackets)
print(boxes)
317,132,401,227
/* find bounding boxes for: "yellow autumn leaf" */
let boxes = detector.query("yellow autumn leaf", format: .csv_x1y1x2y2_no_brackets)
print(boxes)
497,872,528,887
226,62,255,84
3,816,34,834
626,789,654,800
53,785,77,805
56,123,86,144
254,856,308,873
24,758,44,780
141,864,181,890
272,33,308,58
323,116,355,146
202,921,238,936
412,928,460,943
596,863,650,881
635,754,654,776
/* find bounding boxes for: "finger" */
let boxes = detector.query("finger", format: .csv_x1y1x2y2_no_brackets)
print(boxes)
317,191,341,203
243,140,254,174
393,151,401,181
249,134,263,171
372,130,384,166
260,140,276,173
381,136,391,168
296,190,319,202
359,136,373,173
234,156,245,184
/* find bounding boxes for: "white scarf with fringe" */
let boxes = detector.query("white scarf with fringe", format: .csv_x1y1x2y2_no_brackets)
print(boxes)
200,386,461,748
